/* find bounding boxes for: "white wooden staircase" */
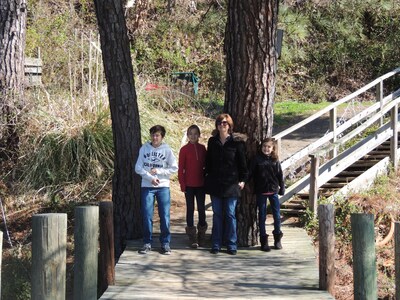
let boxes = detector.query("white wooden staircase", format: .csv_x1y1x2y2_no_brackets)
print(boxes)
273,67,400,215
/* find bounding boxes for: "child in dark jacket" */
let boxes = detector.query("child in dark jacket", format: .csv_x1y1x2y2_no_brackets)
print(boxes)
249,138,285,251
178,125,208,248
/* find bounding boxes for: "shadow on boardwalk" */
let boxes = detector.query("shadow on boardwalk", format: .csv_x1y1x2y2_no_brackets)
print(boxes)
100,212,335,300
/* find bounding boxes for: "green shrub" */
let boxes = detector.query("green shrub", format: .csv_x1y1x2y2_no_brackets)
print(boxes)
334,196,360,244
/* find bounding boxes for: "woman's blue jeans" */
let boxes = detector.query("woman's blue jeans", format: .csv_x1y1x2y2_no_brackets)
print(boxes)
256,193,281,236
211,196,237,251
185,186,206,227
141,187,171,246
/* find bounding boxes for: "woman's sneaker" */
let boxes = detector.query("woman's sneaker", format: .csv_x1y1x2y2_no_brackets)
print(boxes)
138,243,151,254
161,244,171,255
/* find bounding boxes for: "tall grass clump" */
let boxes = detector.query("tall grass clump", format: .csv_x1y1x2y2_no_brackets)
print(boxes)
20,115,114,190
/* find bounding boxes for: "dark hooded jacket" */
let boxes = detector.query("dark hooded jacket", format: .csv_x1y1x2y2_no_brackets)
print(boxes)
204,133,248,198
248,152,285,195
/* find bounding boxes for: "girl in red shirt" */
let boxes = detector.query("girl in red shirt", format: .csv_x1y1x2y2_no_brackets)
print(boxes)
178,125,207,248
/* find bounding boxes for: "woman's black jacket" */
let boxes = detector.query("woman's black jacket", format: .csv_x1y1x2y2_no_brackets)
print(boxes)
248,152,285,195
204,133,248,198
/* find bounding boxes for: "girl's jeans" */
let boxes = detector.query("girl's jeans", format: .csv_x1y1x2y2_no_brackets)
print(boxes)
185,186,206,227
141,187,171,246
256,193,281,236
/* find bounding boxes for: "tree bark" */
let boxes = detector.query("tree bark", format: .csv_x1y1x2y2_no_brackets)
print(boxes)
224,0,279,246
0,0,27,162
94,0,142,260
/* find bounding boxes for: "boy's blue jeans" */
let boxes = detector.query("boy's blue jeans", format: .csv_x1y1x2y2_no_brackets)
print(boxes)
211,196,237,251
141,187,171,246
256,193,281,236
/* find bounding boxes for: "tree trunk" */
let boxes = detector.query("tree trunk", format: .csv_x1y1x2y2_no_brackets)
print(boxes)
94,0,142,260
224,0,279,246
0,0,27,162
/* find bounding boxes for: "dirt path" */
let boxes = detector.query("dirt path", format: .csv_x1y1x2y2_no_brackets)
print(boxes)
273,114,330,160
272,103,367,160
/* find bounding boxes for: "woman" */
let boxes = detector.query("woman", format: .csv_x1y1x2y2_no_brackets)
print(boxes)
204,113,248,255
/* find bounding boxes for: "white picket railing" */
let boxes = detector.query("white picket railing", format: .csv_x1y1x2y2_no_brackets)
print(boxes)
273,67,400,206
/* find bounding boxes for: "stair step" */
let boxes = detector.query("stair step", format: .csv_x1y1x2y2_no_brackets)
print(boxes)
337,170,364,176
321,182,347,188
319,189,338,195
361,155,387,160
295,193,310,199
281,208,307,215
330,176,357,182
368,150,390,155
281,202,306,209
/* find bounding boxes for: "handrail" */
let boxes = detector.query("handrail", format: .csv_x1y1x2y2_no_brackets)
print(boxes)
274,67,400,175
275,67,400,206
280,114,398,204
274,67,400,141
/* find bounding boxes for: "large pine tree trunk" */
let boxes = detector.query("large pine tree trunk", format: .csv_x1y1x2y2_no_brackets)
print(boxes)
0,0,26,162
224,0,279,246
94,0,142,260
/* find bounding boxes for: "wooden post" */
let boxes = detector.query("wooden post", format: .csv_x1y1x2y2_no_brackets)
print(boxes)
376,80,384,126
74,206,99,300
318,204,335,296
275,138,282,162
98,201,115,296
309,154,319,214
31,213,67,300
395,222,400,300
390,103,398,171
351,213,377,300
329,107,337,158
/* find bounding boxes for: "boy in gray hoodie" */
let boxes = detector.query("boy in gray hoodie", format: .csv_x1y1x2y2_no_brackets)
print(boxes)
135,125,178,255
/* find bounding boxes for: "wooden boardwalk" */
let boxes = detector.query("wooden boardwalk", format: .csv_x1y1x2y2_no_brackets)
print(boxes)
100,211,335,300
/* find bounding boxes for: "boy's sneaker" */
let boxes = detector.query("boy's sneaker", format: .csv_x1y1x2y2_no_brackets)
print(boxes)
161,244,171,255
138,243,151,254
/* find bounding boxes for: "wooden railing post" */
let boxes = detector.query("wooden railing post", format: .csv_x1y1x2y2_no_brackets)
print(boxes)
32,213,67,300
329,107,337,158
309,154,319,214
318,204,335,296
98,201,115,297
390,103,398,171
275,138,282,162
351,213,377,300
395,222,400,300
74,206,99,300
376,80,384,126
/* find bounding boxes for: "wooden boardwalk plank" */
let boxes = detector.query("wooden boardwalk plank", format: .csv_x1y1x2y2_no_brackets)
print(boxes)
100,213,334,300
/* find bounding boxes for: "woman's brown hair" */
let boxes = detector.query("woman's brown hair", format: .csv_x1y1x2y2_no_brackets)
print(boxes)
214,113,234,134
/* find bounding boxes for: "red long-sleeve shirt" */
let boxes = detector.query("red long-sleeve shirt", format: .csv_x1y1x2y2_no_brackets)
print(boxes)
178,142,207,192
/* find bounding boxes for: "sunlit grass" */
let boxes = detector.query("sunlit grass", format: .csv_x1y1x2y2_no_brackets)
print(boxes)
274,100,330,126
